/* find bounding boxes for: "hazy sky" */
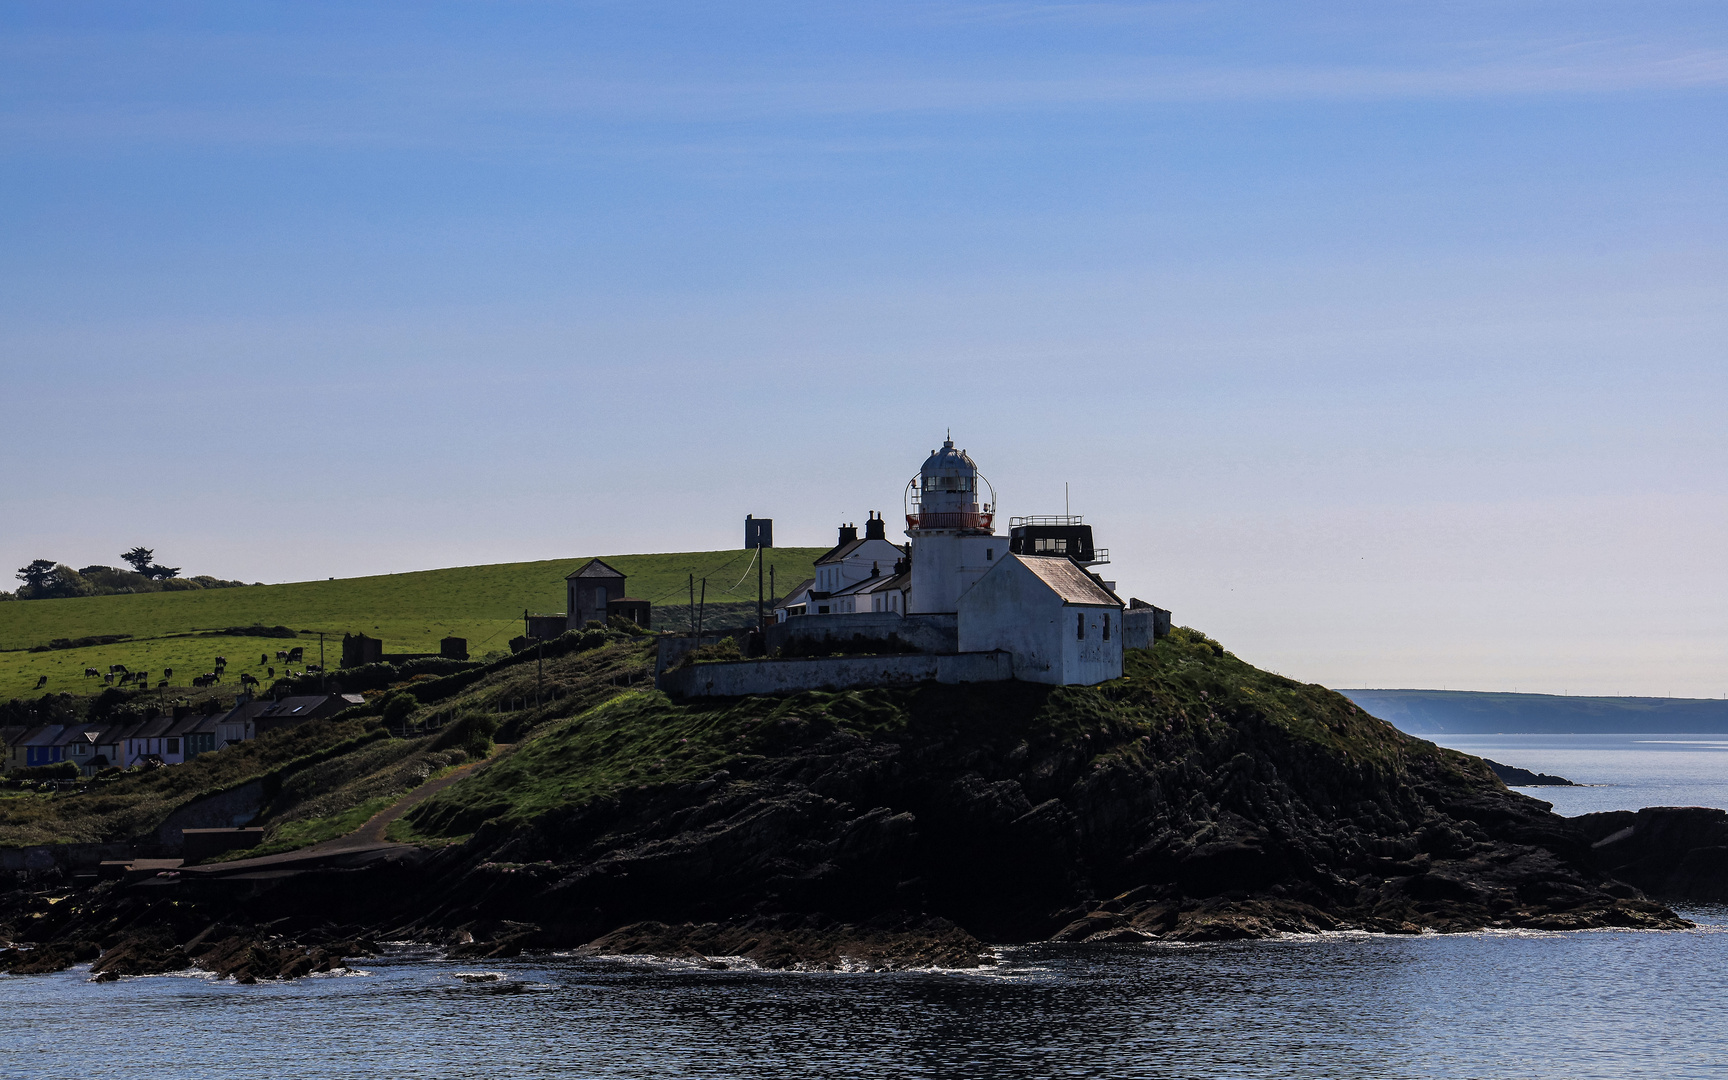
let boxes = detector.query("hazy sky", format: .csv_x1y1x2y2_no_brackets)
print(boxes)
2,2,1724,695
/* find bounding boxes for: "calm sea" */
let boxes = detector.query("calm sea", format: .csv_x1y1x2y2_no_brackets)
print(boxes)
5,736,1726,1079
4,915,1727,1080
1430,733,1728,816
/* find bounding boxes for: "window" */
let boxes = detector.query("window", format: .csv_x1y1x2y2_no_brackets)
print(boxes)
1077,612,1086,639
166,739,179,754
1103,615,1111,641
818,605,830,614
985,548,993,560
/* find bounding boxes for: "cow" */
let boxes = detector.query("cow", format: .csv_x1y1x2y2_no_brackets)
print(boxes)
85,668,100,678
287,647,304,663
267,667,275,679
214,656,227,668
163,668,173,680
260,653,269,666
240,673,260,687
35,675,47,689
135,671,148,685
110,664,128,675
103,674,114,685
275,651,288,662
157,680,168,689
192,674,215,688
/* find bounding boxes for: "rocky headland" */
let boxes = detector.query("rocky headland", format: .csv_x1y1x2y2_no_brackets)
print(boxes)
1,627,1713,979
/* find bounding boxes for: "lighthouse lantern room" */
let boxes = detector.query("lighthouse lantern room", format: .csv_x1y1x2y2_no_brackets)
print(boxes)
905,437,1004,614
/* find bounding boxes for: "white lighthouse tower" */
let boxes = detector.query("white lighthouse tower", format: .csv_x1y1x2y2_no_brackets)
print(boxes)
905,436,1004,614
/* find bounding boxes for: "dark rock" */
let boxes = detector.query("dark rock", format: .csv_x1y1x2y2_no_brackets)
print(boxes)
576,914,991,970
1578,806,1728,901
1485,759,1575,787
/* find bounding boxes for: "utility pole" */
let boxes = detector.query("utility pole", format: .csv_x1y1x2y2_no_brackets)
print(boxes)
757,543,765,636
697,579,706,637
689,573,695,635
318,632,326,692
537,638,543,707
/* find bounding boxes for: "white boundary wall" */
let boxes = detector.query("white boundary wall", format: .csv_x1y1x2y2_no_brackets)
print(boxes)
659,651,1012,699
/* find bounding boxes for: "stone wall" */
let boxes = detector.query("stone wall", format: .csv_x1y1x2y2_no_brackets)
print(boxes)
659,651,1012,699
1123,606,1172,650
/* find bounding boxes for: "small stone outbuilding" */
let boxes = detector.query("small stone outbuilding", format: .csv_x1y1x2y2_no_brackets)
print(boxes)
566,559,628,629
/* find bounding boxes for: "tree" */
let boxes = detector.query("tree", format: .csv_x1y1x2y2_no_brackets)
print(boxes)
121,547,155,574
16,559,56,590
148,564,181,580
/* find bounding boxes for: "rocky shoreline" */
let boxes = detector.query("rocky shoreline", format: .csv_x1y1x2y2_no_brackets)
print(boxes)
3,631,1723,980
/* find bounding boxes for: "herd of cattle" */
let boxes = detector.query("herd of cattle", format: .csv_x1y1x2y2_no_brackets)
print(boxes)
44,645,319,693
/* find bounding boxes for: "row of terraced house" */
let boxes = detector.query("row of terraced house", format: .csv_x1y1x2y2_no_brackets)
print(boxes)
0,693,361,776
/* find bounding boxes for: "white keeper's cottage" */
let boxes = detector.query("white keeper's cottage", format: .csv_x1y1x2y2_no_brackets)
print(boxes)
957,554,1124,685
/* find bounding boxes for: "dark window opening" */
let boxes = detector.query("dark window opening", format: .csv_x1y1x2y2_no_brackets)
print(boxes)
1103,615,1111,641
1077,612,1086,639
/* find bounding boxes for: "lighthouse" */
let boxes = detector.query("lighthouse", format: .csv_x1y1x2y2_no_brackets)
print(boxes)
905,436,1003,614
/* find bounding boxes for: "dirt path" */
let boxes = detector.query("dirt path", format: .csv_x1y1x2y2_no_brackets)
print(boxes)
181,746,511,876
335,748,507,849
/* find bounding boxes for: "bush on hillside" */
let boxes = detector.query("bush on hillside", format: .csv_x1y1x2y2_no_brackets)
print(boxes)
380,692,419,729
431,710,499,759
10,762,80,782
675,637,742,668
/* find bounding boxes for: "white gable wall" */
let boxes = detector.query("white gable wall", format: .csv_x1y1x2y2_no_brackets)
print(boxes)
815,537,905,594
957,556,1123,685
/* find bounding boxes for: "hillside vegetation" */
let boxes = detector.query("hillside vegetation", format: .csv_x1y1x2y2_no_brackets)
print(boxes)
1,626,1688,973
0,548,822,701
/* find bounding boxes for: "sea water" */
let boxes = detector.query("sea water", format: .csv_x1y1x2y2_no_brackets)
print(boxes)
4,914,1727,1079
5,736,1726,1079
1430,733,1728,816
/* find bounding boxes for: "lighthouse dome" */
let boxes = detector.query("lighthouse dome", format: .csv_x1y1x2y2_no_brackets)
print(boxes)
906,435,994,533
920,438,977,477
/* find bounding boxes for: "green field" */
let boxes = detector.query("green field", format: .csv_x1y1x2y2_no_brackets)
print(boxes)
0,548,824,702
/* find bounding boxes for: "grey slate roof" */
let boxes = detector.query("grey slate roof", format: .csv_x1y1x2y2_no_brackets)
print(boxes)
1013,555,1121,607
814,539,866,566
567,558,626,580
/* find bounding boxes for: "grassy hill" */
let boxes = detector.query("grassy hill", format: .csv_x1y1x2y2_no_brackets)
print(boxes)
0,548,824,702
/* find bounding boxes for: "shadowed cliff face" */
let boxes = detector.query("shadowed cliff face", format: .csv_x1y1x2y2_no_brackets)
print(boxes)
389,628,1682,945
0,628,1690,976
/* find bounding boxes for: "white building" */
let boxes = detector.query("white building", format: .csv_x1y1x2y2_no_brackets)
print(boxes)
765,435,1128,687
958,554,1124,685
905,439,1005,614
779,515,907,617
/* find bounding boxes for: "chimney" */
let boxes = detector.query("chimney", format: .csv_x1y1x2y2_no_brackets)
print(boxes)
838,523,858,544
864,511,886,541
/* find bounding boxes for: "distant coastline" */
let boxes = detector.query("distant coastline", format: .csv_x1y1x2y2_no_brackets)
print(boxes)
1339,689,1728,735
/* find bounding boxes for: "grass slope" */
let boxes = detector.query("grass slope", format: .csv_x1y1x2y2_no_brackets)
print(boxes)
399,626,1464,841
0,548,824,701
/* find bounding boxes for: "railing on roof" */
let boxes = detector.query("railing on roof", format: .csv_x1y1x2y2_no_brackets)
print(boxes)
1009,515,1084,528
905,511,994,531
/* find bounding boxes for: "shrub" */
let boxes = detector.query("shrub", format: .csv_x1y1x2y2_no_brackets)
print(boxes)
11,761,80,782
675,637,742,668
431,710,499,759
380,692,419,729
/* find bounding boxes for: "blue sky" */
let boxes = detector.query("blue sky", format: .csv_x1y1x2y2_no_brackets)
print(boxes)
2,1,1724,695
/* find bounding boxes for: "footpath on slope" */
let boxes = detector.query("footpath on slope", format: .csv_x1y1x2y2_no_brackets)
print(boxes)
175,747,511,880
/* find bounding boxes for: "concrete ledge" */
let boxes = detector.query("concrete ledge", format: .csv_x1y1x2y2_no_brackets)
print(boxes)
659,651,1012,699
